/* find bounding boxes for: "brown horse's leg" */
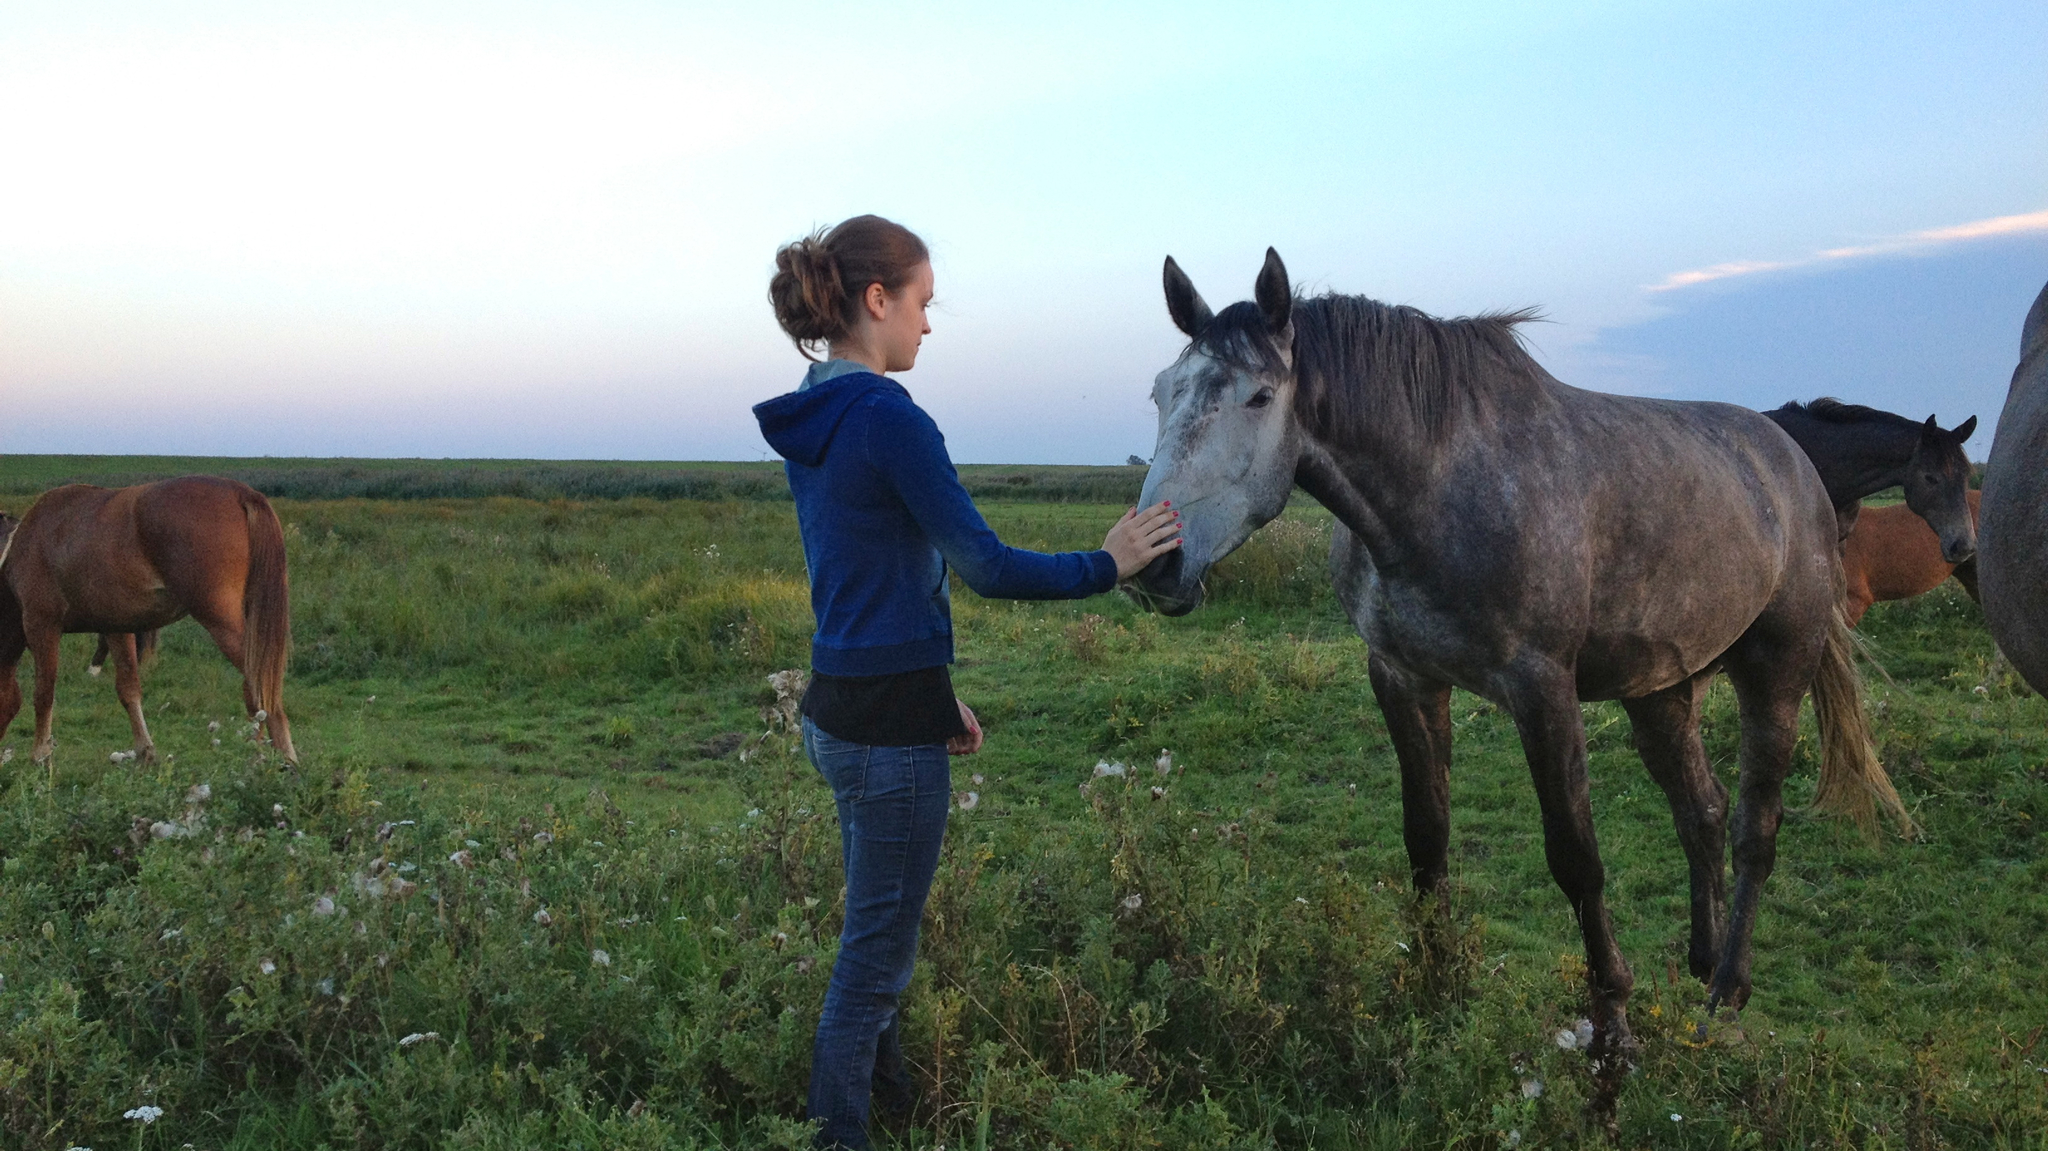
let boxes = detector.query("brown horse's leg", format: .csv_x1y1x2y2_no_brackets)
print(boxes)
1507,672,1637,1065
24,617,61,764
1622,676,1729,982
1709,639,1807,1016
0,612,23,746
106,632,156,764
1368,652,1454,896
191,612,255,712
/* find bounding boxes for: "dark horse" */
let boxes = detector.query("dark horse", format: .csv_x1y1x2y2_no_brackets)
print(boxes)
1,476,297,764
1981,278,2048,695
1126,250,1906,1066
1761,398,1978,557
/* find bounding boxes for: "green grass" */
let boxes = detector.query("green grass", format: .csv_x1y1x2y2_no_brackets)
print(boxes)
2,476,2045,1148
0,455,1156,505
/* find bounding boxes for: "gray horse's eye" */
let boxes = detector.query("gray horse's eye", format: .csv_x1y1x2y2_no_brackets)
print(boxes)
1247,388,1274,409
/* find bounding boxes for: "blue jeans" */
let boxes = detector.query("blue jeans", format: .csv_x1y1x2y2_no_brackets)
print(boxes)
802,718,951,1149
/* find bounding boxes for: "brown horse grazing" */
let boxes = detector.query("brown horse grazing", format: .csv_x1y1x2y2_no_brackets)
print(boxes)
1841,491,1982,626
0,477,296,764
1129,250,1906,1070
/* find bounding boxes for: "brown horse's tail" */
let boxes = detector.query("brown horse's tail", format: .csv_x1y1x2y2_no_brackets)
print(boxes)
1811,603,1912,835
240,491,296,762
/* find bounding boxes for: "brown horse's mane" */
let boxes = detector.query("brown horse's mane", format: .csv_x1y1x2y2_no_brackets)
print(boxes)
1773,397,1926,433
1193,293,1545,445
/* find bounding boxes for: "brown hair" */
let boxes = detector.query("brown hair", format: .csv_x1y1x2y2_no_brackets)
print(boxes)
768,215,930,359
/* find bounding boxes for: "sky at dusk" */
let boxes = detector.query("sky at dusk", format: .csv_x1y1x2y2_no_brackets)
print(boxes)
3,1,2044,463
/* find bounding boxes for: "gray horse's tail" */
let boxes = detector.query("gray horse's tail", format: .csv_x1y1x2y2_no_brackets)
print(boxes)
1811,604,1913,835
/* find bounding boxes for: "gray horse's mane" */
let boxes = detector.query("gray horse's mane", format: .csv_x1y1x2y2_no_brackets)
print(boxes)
1195,294,1544,442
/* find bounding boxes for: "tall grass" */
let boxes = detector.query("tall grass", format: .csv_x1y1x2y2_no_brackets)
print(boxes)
3,491,2047,1147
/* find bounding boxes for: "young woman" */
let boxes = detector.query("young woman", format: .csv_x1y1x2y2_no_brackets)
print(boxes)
754,215,1180,1148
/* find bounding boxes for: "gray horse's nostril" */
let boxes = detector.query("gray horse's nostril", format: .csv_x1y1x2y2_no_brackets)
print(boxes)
1142,548,1184,587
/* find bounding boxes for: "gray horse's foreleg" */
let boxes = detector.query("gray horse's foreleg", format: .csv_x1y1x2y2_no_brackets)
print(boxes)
1507,674,1637,1064
1368,653,1454,895
1622,677,1729,982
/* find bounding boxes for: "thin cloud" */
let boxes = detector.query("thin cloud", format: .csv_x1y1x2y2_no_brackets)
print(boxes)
1649,207,2048,292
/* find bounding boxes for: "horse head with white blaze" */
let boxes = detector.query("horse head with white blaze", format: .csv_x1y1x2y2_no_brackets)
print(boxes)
1129,249,1304,616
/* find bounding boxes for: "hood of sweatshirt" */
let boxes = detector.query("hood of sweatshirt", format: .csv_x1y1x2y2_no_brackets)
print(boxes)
752,371,901,467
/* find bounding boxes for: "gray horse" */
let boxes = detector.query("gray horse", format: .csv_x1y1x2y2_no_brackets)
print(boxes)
1127,250,1907,1065
1980,279,2048,694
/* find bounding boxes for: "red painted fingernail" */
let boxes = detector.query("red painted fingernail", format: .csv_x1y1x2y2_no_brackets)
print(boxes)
1162,501,1171,507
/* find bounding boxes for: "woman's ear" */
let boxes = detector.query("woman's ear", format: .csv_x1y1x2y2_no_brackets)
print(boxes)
863,281,890,322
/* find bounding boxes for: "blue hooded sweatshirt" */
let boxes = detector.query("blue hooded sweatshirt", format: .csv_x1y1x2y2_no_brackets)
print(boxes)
753,365,1119,676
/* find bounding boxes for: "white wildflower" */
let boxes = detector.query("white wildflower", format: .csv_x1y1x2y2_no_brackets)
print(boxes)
448,850,473,868
272,803,285,816
746,808,762,818
533,831,554,846
533,908,553,927
591,948,611,967
124,1105,164,1123
957,791,979,811
312,896,336,916
211,738,221,748
1120,893,1143,911
254,709,267,723
1574,1018,1595,1050
971,773,984,785
1670,1113,1683,1122
259,958,276,975
316,977,334,995
0,748,11,764
366,695,376,703
1520,1077,1543,1099
1506,1132,1522,1148
399,1031,440,1047
1155,750,1173,775
1294,896,1308,904
1555,1028,1579,1051
186,783,211,803
1092,760,1125,778
1150,786,1165,800
207,720,221,733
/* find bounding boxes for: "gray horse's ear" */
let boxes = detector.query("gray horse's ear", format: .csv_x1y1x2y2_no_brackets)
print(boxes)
1163,256,1213,339
1955,415,1979,442
1255,247,1291,333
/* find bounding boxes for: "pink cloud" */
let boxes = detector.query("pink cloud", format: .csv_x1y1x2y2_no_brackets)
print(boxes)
1649,207,2048,293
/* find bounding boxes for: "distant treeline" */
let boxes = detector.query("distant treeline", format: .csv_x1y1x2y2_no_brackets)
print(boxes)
0,456,1152,505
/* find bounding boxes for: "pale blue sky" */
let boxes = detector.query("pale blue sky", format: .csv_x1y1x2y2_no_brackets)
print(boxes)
3,1,2043,462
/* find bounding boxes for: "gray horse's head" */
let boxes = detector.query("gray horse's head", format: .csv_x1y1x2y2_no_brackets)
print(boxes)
1128,249,1304,615
1903,414,1979,565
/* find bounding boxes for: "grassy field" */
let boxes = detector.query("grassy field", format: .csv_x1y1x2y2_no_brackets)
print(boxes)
1,463,2044,1148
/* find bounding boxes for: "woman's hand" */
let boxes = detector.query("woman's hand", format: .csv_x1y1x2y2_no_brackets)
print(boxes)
947,700,984,755
1102,501,1183,580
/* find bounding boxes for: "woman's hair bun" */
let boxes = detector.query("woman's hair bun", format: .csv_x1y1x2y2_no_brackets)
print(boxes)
768,215,929,359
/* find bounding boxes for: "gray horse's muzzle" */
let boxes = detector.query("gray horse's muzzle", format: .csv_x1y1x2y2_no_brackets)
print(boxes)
1125,549,1204,616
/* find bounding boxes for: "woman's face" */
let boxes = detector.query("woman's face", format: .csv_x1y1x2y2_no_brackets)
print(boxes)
864,261,934,373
